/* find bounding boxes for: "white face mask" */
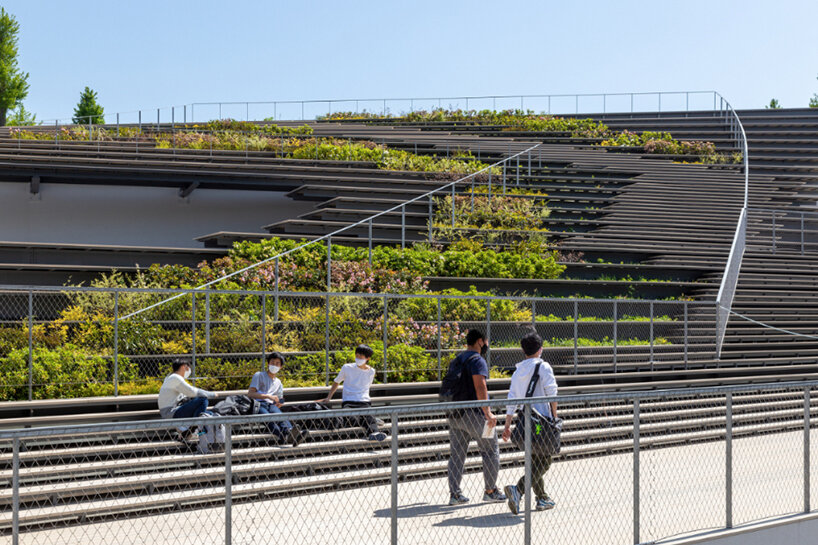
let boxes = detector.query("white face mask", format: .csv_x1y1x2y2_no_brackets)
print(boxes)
355,358,367,367
268,365,281,374
183,368,192,379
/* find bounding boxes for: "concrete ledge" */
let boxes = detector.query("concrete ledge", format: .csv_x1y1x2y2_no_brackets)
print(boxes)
665,512,818,545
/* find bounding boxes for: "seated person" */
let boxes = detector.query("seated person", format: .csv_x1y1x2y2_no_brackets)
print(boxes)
319,344,387,441
248,352,308,446
158,358,216,440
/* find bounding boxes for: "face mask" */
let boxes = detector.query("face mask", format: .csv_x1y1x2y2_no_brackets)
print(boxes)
355,358,367,367
480,343,488,357
183,368,192,379
268,365,281,374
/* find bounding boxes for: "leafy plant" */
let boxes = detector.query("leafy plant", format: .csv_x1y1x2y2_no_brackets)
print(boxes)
0,7,29,126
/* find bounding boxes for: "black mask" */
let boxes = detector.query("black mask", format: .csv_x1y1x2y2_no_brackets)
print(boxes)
480,343,488,356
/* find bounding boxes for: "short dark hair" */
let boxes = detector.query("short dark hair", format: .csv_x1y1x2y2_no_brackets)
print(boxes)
520,332,543,357
466,329,486,346
266,352,286,365
355,344,374,358
172,358,191,373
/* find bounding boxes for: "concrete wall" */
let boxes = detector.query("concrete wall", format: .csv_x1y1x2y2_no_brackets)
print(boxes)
673,513,818,545
0,182,316,248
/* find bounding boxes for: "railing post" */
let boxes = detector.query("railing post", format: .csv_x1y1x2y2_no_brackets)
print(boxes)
325,293,331,386
184,104,187,124
12,437,19,545
633,399,640,545
772,210,777,254
327,236,332,291
369,220,374,265
205,291,211,354
573,300,579,374
191,291,197,384
502,163,507,194
486,300,492,365
402,205,406,249
391,416,399,545
649,301,654,370
261,294,267,368
113,291,119,396
801,212,806,255
805,387,811,513
516,155,520,186
27,290,33,401
726,392,733,528
225,423,232,545
383,296,389,382
428,198,433,243
437,297,442,380
684,301,689,369
524,402,533,545
116,112,120,137
613,300,618,372
451,184,456,229
274,258,280,322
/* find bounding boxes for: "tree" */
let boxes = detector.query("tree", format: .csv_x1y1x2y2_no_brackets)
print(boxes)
0,8,30,126
72,87,105,125
6,102,35,125
810,75,818,108
766,98,781,109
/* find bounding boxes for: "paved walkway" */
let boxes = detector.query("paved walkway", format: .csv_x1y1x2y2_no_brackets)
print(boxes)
14,429,813,545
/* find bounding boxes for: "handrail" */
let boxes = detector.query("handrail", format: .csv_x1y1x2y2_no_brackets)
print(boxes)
713,93,749,359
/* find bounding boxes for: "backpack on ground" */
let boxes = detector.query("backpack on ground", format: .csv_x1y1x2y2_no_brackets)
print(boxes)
280,402,342,430
439,353,481,403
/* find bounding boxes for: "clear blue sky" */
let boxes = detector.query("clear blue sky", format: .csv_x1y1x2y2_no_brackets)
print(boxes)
5,0,818,122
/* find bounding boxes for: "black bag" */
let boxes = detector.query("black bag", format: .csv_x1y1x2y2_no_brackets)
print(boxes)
280,402,342,430
439,353,481,403
510,363,562,456
212,395,258,417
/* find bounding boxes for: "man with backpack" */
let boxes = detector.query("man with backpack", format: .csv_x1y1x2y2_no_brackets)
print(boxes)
442,329,506,505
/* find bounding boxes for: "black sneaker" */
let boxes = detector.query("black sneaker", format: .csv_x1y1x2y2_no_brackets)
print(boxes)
483,489,507,503
448,492,469,506
367,432,387,441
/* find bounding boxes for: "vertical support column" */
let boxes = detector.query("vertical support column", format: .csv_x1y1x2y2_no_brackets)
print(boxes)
274,258,280,322
516,155,520,186
390,416,399,545
369,220,374,265
191,292,197,384
805,387,811,513
726,392,733,528
502,163,506,194
383,297,389,382
401,205,406,249
28,291,33,401
633,399,640,545
116,112,120,137
327,237,332,292
649,301,654,371
225,423,233,545
486,300,492,366
684,302,689,369
428,199,433,243
573,300,579,375
524,403,532,545
184,104,187,124
113,291,119,396
613,300,618,372
205,291,211,354
261,294,267,369
325,293,330,386
451,184,456,229
488,170,492,205
437,298,442,380
12,437,19,545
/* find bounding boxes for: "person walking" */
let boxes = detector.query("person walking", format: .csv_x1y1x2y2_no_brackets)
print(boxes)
501,332,559,514
445,329,506,505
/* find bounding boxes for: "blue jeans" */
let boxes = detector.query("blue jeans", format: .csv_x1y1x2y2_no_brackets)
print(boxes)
173,397,209,419
258,401,293,441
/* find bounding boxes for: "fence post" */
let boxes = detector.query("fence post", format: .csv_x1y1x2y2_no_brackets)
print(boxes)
113,291,119,396
524,403,533,545
428,199,433,243
649,301,654,370
205,292,211,354
573,300,579,374
805,387,811,513
274,258,280,322
772,210,777,254
320,292,330,386
502,163,506,194
682,301,684,370
451,184,456,229
613,300,618,372
225,423,232,545
488,170,492,205
116,112,120,137
27,291,33,401
12,437,19,545
402,205,406,249
367,219,374,265
383,297,389,382
191,292,197,384
486,300,492,366
437,297,442,380
801,212,806,255
327,237,332,291
391,417,399,545
261,294,267,369
516,155,520,186
633,399,640,545
726,392,733,528
184,105,187,124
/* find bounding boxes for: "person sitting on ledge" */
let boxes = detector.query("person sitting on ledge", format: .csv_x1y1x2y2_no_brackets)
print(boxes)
247,352,308,446
158,358,216,441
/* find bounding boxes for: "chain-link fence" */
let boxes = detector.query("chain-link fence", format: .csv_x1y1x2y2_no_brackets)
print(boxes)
0,286,716,401
0,381,813,545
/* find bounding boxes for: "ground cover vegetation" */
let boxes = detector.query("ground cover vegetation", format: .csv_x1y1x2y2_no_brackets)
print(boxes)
319,108,741,164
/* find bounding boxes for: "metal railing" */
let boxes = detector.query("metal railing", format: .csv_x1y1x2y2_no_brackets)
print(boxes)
747,207,818,255
714,96,750,359
0,285,715,401
0,380,814,545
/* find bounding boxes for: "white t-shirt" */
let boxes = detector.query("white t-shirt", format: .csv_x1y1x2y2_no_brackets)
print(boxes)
157,373,210,416
505,357,558,418
334,363,376,402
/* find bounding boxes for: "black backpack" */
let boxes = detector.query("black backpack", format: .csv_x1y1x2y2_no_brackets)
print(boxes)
439,353,480,403
212,395,257,416
280,402,342,430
